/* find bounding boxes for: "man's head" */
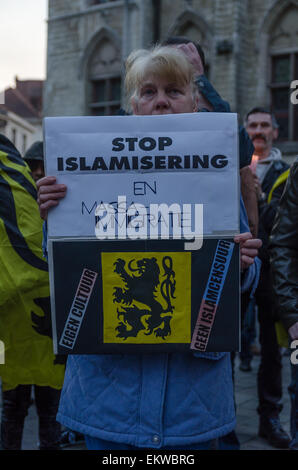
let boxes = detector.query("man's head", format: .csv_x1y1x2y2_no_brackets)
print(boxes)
125,45,199,115
24,141,45,182
245,107,279,159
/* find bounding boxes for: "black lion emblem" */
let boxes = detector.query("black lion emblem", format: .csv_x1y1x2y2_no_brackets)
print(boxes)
113,256,176,340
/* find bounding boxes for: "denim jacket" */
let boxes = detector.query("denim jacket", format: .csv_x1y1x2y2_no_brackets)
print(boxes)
196,75,254,169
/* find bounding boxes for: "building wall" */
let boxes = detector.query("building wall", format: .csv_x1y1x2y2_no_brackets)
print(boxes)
0,111,42,156
44,0,298,158
45,1,129,116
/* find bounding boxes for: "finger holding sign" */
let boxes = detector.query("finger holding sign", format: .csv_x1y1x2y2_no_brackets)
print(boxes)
37,176,67,220
234,232,262,271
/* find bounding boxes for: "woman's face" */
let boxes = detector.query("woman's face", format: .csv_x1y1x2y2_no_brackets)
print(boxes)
131,75,198,116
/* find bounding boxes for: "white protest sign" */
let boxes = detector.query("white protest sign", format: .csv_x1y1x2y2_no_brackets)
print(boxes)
44,113,239,242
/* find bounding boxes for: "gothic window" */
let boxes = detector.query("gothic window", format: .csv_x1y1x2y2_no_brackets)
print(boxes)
269,5,298,141
90,77,121,115
270,53,298,141
11,128,16,145
22,134,27,155
87,37,122,116
176,19,210,77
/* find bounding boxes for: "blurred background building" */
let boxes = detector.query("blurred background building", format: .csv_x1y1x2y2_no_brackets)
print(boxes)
44,0,298,160
0,78,43,154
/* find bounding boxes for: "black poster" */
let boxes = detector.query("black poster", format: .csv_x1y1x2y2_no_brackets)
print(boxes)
50,238,240,354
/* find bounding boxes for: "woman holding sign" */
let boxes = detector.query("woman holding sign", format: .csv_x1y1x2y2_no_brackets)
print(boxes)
37,46,261,450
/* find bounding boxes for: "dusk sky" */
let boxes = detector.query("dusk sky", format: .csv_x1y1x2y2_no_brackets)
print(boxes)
0,0,48,91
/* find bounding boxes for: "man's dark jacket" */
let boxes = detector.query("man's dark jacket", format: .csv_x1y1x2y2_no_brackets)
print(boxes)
256,158,289,302
270,159,298,330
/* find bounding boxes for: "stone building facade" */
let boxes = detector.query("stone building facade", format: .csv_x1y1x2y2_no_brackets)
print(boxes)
0,79,43,154
44,0,298,158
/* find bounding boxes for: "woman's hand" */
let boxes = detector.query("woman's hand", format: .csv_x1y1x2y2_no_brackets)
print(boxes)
234,232,262,271
176,42,205,76
289,322,298,341
37,176,67,220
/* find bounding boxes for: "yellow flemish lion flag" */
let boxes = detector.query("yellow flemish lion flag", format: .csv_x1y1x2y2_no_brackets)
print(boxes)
0,134,65,391
102,252,191,344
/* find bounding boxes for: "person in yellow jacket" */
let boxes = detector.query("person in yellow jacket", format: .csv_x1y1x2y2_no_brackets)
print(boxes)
0,134,65,450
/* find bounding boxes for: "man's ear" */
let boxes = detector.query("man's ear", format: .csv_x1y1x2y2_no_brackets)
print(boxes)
273,127,279,140
131,97,139,115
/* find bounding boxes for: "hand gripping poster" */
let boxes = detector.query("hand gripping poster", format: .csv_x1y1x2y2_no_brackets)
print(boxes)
44,113,240,354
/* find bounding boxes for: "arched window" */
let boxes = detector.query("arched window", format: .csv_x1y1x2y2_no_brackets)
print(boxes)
178,20,210,76
167,12,213,78
269,4,298,141
86,37,122,116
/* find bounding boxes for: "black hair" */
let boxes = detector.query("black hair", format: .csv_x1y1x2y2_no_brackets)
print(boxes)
245,107,279,128
24,140,44,161
161,36,206,69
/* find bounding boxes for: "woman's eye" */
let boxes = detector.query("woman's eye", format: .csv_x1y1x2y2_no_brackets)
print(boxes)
143,88,155,96
168,88,181,96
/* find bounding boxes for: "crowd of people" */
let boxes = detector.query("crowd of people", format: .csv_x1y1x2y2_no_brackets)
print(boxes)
0,36,297,451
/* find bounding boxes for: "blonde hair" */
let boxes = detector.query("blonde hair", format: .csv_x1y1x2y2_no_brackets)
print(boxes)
124,45,198,110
